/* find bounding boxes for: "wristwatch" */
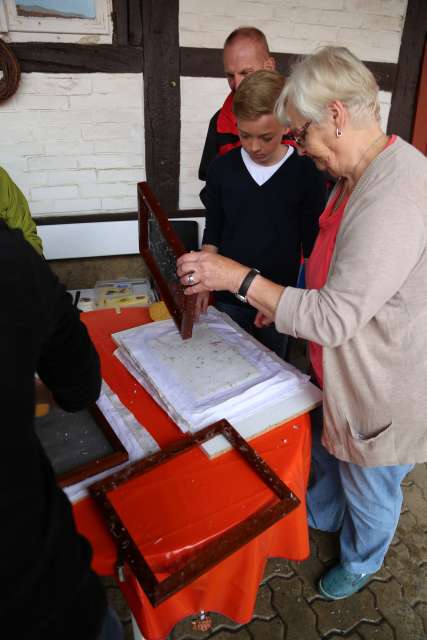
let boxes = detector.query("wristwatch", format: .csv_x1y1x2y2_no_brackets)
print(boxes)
235,268,260,303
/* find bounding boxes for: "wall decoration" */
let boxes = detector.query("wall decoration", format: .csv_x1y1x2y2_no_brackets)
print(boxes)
0,37,20,101
4,0,112,35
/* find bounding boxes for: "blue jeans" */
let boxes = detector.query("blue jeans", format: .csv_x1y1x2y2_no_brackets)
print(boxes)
307,407,414,574
215,300,288,360
97,607,124,640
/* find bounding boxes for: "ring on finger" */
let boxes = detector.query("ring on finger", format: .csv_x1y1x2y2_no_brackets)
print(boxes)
187,272,195,286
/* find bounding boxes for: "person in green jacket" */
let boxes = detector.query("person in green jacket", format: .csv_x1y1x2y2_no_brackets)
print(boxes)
0,166,43,255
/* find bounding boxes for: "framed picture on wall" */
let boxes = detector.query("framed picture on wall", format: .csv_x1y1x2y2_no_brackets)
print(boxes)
3,0,112,35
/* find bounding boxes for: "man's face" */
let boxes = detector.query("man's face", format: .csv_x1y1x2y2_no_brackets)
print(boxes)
223,39,274,92
237,114,287,166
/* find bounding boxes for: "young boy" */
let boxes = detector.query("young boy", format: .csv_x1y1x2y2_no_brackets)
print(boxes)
198,70,326,357
0,165,43,255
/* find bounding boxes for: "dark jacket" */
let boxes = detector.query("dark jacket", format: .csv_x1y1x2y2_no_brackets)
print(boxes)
0,221,106,639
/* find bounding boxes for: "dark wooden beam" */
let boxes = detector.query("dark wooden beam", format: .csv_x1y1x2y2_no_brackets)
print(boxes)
142,0,180,213
112,0,129,46
128,0,143,47
387,0,427,140
10,43,142,73
180,47,397,92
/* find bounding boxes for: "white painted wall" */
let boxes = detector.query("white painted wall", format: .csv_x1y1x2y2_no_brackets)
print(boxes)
179,0,408,209
179,0,407,62
0,1,409,220
0,73,145,216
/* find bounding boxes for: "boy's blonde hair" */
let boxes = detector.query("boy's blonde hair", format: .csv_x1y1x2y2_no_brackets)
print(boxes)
233,70,285,121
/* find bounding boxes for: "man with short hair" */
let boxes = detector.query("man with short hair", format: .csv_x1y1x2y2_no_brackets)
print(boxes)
198,27,275,204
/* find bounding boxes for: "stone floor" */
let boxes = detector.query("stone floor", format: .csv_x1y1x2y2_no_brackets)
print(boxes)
103,462,427,640
102,338,427,639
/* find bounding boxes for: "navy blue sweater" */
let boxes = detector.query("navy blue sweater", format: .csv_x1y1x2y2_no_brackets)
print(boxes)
202,148,326,306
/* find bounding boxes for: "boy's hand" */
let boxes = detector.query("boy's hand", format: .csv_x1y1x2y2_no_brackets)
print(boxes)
254,310,274,328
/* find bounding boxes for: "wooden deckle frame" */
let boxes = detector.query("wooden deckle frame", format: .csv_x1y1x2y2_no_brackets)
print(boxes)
138,181,196,339
89,419,300,606
37,402,129,488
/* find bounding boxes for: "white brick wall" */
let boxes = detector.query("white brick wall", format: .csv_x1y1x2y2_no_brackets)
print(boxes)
179,0,407,63
180,77,226,209
0,73,145,216
179,0,406,209
0,2,408,217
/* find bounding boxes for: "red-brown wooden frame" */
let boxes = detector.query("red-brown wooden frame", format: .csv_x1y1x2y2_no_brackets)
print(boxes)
137,181,196,339
89,419,300,606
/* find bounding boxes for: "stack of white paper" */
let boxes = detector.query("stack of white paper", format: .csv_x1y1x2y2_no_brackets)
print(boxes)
112,308,316,440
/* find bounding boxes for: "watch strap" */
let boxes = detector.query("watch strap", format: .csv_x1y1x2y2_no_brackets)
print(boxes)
235,268,260,303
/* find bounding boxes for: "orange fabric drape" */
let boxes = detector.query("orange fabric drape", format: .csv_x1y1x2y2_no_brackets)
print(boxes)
73,309,311,640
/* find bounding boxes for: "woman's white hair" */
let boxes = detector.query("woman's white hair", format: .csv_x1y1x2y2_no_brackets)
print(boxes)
276,46,380,127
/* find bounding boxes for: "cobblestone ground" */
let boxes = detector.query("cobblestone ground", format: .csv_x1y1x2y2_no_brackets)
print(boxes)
103,463,427,640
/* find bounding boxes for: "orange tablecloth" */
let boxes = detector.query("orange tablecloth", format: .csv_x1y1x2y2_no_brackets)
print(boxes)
73,309,311,640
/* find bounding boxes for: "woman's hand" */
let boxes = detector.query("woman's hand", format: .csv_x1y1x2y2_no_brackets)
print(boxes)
194,290,211,321
177,251,250,296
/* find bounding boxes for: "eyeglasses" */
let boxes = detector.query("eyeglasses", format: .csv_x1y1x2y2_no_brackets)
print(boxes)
288,120,312,146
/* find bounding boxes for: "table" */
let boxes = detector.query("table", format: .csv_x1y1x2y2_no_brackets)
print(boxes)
73,308,312,640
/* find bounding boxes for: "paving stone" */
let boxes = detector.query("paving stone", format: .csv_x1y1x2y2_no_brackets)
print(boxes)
312,587,380,636
208,630,251,639
402,562,427,603
103,583,132,624
369,577,424,639
402,525,427,565
384,541,427,603
253,583,275,619
406,464,427,499
262,557,294,582
269,576,319,640
356,621,395,639
171,612,240,639
291,539,327,600
247,616,285,639
402,483,427,529
309,528,340,565
392,510,418,545
369,569,393,585
414,602,427,631
326,634,361,640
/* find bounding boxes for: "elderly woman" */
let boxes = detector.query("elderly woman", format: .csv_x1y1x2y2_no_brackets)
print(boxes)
177,46,427,600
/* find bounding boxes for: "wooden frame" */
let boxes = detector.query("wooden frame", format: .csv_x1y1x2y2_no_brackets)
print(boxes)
89,419,300,606
138,181,196,339
36,402,128,488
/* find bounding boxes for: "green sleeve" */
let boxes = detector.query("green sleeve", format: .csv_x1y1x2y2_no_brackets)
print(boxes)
0,167,43,255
